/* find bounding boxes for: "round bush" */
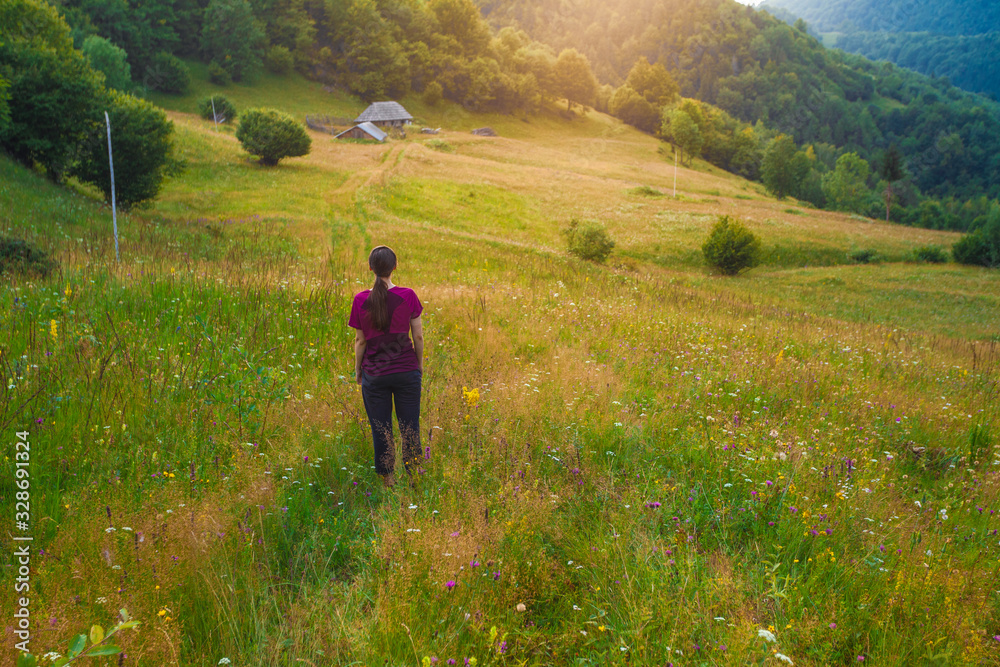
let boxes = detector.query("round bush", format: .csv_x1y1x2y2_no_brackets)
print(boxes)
145,52,189,94
702,215,761,275
73,90,176,209
198,95,236,123
562,219,615,263
264,45,294,75
235,108,311,166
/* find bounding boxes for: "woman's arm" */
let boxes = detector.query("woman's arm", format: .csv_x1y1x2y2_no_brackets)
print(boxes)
410,315,424,372
353,329,367,384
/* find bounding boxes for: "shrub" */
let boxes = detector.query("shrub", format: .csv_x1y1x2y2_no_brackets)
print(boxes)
912,245,948,263
0,237,57,277
145,52,189,94
197,95,236,123
208,60,232,86
562,219,615,263
848,248,881,264
423,80,444,106
73,90,177,209
425,138,453,152
701,215,761,275
952,215,1000,268
264,45,294,75
235,108,311,166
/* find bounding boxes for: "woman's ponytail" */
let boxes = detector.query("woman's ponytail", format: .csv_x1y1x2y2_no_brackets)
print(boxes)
364,246,396,331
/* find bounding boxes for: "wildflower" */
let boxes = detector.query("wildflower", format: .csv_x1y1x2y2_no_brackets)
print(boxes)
462,386,480,408
857,657,865,662
516,603,526,613
829,623,836,629
218,660,232,666
757,628,777,643
446,580,456,589
776,653,794,664
645,501,661,508
49,320,58,340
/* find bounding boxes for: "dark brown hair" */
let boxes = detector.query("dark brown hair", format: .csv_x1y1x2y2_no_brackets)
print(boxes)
364,245,397,331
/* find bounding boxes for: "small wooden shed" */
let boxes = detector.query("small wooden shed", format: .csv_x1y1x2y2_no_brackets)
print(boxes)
354,101,413,129
335,121,388,142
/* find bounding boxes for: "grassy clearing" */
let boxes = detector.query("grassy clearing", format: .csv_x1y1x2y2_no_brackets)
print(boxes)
2,67,999,667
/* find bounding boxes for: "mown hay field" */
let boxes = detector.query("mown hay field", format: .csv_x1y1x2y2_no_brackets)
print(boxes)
1,75,999,666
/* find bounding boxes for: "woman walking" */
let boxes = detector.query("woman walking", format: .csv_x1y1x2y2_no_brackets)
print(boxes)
349,246,424,487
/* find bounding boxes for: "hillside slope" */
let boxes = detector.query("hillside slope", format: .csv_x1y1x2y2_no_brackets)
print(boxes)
758,0,1000,35
3,71,1000,666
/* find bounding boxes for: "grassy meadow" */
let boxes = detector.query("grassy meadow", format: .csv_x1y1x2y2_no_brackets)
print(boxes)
2,71,1000,667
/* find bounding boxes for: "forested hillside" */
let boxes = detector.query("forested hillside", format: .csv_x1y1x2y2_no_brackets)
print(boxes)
833,31,1000,101
480,0,1000,205
760,0,1000,99
758,0,1000,35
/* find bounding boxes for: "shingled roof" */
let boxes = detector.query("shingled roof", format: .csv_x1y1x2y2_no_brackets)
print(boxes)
354,101,413,124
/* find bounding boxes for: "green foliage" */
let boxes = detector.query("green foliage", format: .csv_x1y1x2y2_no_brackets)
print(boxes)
609,86,659,133
952,213,1000,267
761,135,810,200
208,60,232,86
822,152,873,214
235,107,311,166
73,90,177,209
430,0,492,56
701,215,761,275
661,108,702,165
912,245,948,264
762,0,998,36
624,57,679,106
423,80,444,106
81,35,132,92
553,48,597,110
264,44,294,75
0,0,104,180
197,95,236,123
146,51,190,93
562,219,614,263
836,31,1000,100
202,0,266,82
325,0,410,101
0,74,9,136
848,248,881,264
0,237,57,277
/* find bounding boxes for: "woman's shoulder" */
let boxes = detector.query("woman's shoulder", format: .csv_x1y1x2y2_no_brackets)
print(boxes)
352,289,372,303
390,285,419,298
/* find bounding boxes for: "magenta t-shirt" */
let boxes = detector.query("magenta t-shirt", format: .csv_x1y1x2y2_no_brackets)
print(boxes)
348,286,423,376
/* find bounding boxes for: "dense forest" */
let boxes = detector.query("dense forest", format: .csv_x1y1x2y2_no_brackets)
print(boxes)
761,0,1000,99
833,32,1000,101
758,0,1000,35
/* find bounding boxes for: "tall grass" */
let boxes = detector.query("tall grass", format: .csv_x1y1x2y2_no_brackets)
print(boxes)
1,66,999,666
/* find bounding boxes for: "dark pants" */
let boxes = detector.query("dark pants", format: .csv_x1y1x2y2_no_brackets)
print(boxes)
360,369,422,476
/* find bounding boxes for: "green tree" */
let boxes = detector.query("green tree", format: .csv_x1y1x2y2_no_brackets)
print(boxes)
877,144,905,222
236,108,310,166
81,35,132,92
761,134,810,200
609,86,659,133
202,0,266,82
335,0,410,101
0,0,104,180
661,108,703,165
429,0,491,57
702,215,761,275
553,48,597,111
822,152,872,214
624,58,678,107
73,90,177,208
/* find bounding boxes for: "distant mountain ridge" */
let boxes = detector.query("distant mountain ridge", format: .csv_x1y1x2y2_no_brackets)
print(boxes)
759,0,1000,99
759,0,1000,36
